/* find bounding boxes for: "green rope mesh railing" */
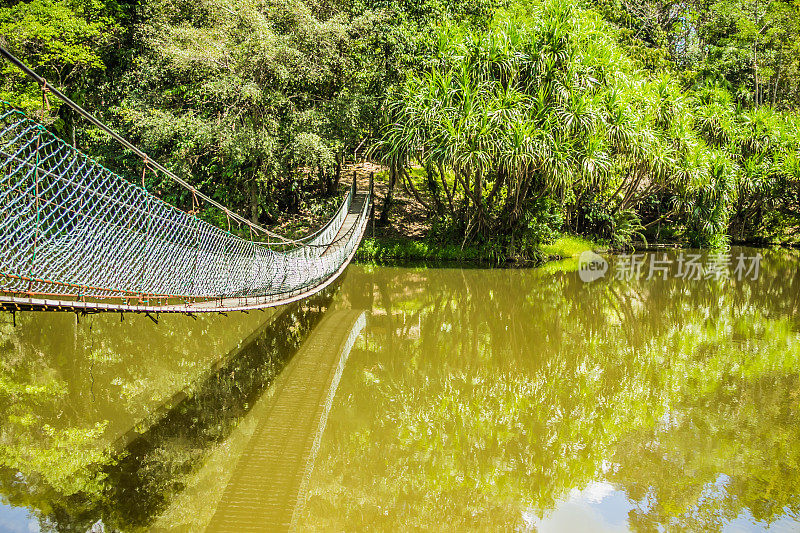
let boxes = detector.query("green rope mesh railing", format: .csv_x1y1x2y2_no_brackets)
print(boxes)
0,101,370,308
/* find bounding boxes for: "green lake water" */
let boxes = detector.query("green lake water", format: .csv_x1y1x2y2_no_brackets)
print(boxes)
1,247,799,531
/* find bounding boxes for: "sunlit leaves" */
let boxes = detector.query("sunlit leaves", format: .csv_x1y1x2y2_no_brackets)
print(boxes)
381,0,622,247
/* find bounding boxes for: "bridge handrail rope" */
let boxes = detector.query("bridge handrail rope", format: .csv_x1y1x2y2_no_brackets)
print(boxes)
0,45,304,247
0,49,372,312
290,175,359,247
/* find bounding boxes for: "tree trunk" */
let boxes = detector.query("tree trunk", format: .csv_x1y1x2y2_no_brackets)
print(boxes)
772,58,781,105
402,167,432,212
378,162,397,226
754,41,760,105
437,162,455,213
71,110,76,149
486,168,505,205
425,162,444,215
249,179,260,224
320,165,336,197
473,169,483,213
329,154,342,196
753,0,760,106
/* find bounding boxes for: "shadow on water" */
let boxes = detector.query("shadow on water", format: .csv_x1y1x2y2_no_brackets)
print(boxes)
105,291,337,531
2,288,336,532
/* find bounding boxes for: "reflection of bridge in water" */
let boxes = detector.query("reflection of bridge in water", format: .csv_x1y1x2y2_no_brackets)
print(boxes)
91,298,366,531
206,310,365,532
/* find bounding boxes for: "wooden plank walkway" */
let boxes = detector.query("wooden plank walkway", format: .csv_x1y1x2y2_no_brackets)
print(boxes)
205,309,365,532
320,195,367,258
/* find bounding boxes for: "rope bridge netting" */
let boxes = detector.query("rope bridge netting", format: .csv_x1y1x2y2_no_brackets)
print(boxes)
0,101,371,313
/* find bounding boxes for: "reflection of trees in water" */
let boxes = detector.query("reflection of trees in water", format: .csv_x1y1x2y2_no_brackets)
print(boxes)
0,290,333,532
0,306,273,503
300,250,800,530
0,311,114,518
612,372,800,531
2,251,799,531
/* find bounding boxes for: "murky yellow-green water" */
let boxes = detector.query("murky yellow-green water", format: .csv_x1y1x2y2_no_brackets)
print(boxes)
1,247,799,532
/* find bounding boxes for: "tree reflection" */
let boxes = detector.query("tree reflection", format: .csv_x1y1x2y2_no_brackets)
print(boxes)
611,372,800,531
2,250,800,531
0,290,332,531
300,249,800,531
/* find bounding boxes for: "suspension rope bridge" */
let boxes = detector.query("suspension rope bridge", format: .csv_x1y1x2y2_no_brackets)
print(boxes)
0,48,372,314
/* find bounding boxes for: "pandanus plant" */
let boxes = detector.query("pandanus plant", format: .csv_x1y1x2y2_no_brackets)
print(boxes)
379,0,794,250
380,0,620,250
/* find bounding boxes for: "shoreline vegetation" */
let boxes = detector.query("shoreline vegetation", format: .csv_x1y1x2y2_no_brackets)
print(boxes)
355,233,602,265
2,0,800,265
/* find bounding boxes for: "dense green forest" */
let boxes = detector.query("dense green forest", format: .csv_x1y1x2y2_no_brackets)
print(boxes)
1,0,799,256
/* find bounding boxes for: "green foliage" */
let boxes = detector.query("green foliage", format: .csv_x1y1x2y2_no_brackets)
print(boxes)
686,152,734,247
106,0,506,223
611,209,647,249
355,237,522,264
380,0,633,250
539,234,599,257
590,0,800,108
519,197,565,248
1,0,799,255
0,0,120,120
379,0,800,252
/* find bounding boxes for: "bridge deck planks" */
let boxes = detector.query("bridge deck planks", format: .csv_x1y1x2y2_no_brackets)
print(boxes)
320,195,367,258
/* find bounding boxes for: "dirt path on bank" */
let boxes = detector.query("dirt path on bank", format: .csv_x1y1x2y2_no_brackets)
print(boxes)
272,162,430,241
349,162,430,239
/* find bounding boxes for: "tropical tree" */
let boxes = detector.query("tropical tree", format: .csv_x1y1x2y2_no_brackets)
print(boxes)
381,1,635,253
